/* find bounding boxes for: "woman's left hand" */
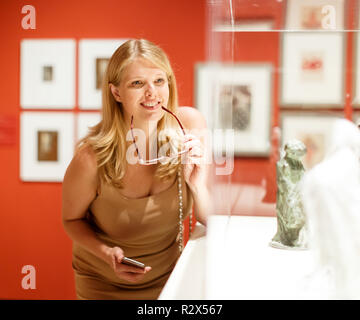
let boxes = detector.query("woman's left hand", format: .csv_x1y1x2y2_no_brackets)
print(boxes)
182,134,207,193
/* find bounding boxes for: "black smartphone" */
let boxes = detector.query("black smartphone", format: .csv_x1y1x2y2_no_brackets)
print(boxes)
122,257,145,269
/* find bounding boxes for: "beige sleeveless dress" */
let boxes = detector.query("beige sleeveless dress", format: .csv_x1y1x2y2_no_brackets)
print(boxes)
72,170,193,300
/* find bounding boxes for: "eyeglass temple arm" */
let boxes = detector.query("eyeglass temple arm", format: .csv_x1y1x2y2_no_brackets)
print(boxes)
131,108,185,163
161,106,186,135
130,115,141,158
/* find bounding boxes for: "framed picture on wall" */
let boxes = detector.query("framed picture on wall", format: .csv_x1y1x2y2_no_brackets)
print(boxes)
281,32,344,107
281,113,344,170
77,112,101,142
285,0,345,31
78,39,128,110
20,112,75,182
20,39,76,109
195,63,272,156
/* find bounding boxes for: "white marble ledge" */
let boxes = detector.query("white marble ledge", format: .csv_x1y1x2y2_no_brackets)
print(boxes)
159,215,334,300
205,216,333,300
159,222,206,300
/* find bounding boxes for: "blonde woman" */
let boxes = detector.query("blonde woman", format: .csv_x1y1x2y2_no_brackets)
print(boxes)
62,39,209,299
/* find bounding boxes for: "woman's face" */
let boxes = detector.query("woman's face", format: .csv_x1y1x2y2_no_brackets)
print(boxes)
115,57,170,125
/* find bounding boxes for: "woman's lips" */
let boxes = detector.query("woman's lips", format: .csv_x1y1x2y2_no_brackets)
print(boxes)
140,101,161,110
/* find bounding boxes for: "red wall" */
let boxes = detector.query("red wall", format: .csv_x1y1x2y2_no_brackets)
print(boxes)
0,0,206,300
0,0,356,300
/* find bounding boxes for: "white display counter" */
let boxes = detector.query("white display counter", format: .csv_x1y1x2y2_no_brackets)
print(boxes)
160,216,333,300
159,222,207,299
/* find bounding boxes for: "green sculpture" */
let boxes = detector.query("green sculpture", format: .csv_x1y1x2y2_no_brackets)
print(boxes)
270,139,308,250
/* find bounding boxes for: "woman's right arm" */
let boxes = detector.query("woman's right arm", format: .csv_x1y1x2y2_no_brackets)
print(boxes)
61,146,112,262
62,146,151,281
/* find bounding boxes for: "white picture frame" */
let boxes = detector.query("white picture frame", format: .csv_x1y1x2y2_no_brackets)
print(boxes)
20,112,75,182
76,112,101,142
285,0,345,31
281,113,343,170
281,32,344,106
78,39,128,110
20,39,76,109
195,63,272,156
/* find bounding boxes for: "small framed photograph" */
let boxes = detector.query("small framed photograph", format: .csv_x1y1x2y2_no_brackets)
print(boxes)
79,39,128,110
281,32,344,106
195,63,272,156
20,112,75,182
281,113,344,170
42,65,54,82
285,0,345,31
37,131,58,161
77,112,101,142
20,39,76,109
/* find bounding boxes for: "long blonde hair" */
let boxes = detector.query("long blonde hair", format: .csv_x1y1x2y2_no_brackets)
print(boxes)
78,39,181,188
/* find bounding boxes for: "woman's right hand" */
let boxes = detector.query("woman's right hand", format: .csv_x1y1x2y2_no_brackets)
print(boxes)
106,246,152,283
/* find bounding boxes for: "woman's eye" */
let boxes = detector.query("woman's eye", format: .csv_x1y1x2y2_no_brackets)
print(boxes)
131,80,143,87
155,78,165,85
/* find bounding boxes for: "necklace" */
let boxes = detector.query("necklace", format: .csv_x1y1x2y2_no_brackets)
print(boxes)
177,166,192,253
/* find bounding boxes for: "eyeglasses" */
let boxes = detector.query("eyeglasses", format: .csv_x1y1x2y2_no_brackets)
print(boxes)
130,106,187,165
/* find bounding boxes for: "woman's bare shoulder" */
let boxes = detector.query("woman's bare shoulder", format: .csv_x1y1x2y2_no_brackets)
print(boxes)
62,144,99,220
177,106,207,130
65,143,98,181
75,144,97,167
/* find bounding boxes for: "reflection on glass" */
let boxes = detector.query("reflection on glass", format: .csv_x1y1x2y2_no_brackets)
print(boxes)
301,5,323,29
299,133,325,169
301,51,324,82
219,85,251,131
203,0,359,301
286,0,345,31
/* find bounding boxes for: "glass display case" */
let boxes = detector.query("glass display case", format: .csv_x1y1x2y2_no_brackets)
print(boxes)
161,0,360,300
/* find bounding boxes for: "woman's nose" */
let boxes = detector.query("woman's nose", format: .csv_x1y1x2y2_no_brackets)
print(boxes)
145,83,155,97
